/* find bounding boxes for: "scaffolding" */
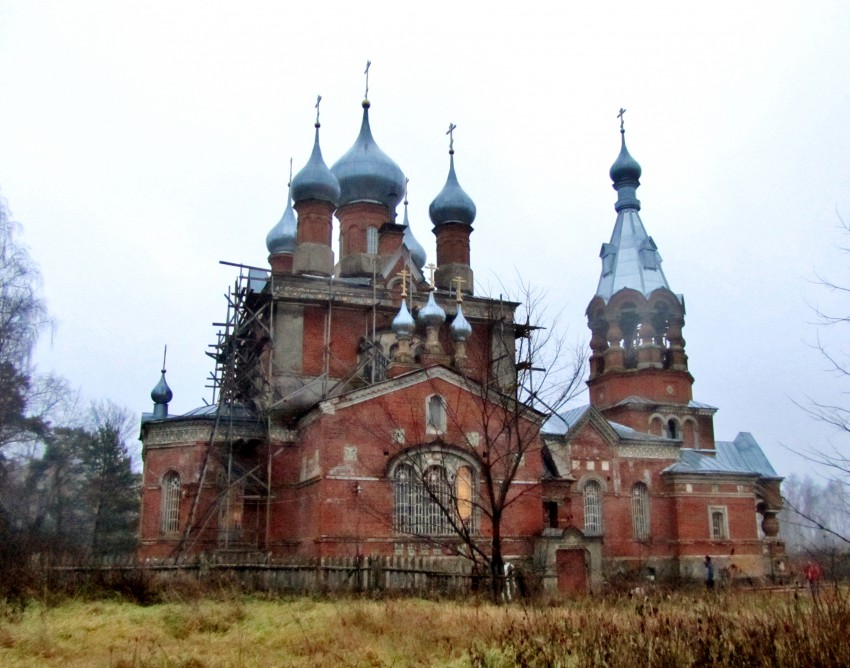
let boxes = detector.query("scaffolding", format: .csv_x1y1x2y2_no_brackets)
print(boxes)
172,261,397,560
175,261,273,558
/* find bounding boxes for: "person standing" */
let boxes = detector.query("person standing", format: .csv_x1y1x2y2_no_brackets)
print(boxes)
803,561,822,598
704,555,715,589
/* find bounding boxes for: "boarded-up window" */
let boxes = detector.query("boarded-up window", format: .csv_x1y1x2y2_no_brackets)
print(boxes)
456,465,474,523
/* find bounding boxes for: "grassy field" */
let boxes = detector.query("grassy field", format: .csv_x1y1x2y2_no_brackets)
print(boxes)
0,588,848,667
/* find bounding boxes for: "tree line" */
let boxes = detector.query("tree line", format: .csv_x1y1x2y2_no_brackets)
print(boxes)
0,195,139,579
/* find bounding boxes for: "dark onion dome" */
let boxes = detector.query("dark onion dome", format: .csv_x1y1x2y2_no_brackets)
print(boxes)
418,290,446,327
151,369,173,405
609,129,642,186
450,304,472,341
391,300,415,337
429,152,476,226
402,197,427,270
331,100,406,210
266,185,297,254
291,124,341,205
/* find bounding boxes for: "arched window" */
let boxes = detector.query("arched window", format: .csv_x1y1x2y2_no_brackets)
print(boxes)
667,418,680,440
426,395,447,434
393,458,476,535
583,480,603,535
161,470,180,534
632,482,650,540
366,226,379,254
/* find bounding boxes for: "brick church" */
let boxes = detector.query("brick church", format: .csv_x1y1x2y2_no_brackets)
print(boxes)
138,89,784,593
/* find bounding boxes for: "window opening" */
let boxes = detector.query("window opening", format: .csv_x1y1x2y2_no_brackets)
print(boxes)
545,501,559,529
161,471,180,534
394,459,476,536
632,482,650,540
667,419,679,439
584,480,603,535
427,395,447,433
710,508,728,540
366,226,378,254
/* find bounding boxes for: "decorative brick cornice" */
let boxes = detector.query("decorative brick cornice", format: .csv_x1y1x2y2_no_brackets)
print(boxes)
143,421,265,448
617,443,681,459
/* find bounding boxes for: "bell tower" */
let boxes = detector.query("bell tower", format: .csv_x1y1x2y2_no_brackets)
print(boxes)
585,112,711,448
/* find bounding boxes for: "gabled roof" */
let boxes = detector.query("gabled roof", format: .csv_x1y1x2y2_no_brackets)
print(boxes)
545,407,778,479
663,433,779,478
308,364,546,423
543,404,672,444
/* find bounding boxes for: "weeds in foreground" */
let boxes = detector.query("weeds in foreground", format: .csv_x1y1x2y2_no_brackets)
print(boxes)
0,588,847,667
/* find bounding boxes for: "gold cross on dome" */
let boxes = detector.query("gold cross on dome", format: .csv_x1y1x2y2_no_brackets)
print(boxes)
617,107,627,131
315,95,322,125
452,275,466,303
425,263,437,289
446,123,457,152
397,267,410,298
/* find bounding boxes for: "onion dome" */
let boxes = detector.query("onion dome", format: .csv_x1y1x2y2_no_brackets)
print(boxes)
391,300,415,337
418,291,446,327
292,123,341,205
609,121,642,212
609,130,642,185
401,195,427,270
450,304,472,341
151,367,173,420
151,369,173,404
266,183,297,254
429,151,476,227
331,100,406,210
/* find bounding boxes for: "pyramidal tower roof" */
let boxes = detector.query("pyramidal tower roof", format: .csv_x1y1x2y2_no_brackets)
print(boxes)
595,112,671,302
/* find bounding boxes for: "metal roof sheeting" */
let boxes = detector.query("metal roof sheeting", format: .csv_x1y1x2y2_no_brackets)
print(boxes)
595,208,671,301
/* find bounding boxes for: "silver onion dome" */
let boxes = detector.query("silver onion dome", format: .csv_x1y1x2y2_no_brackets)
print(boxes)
450,304,472,341
429,152,476,227
609,129,642,186
418,291,446,327
331,100,406,210
402,198,427,270
609,124,642,213
151,369,173,405
292,124,341,205
391,300,416,337
266,185,297,254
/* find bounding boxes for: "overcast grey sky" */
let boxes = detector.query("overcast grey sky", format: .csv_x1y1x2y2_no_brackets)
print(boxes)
1,0,849,477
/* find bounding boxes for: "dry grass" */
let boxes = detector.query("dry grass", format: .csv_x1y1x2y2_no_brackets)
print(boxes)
0,589,847,667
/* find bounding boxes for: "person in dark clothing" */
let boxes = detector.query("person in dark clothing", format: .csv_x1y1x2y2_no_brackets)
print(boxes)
704,555,715,589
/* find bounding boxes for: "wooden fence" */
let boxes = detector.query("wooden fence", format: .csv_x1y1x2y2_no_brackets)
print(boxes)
45,554,480,596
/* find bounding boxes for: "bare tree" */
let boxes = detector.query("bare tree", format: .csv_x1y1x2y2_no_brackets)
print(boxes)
0,196,51,453
368,282,585,599
791,213,850,546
